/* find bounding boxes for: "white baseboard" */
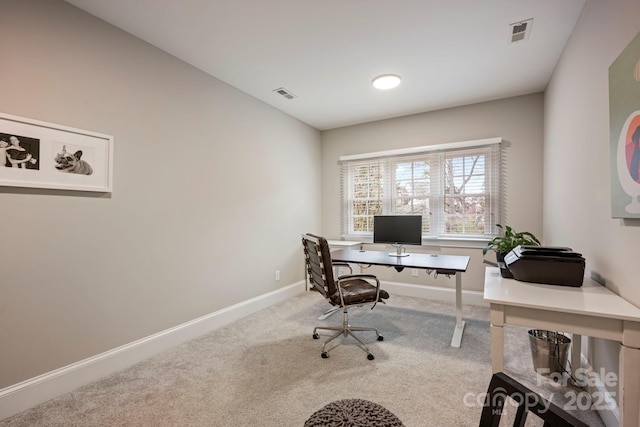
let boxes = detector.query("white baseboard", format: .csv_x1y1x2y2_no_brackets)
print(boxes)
382,280,487,307
0,281,306,421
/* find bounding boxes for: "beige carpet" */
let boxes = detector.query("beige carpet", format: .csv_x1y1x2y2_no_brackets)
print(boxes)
0,292,605,426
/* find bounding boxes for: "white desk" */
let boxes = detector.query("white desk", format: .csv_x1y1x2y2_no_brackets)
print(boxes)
483,267,640,426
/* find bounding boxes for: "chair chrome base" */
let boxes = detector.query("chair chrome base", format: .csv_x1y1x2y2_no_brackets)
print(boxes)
317,306,341,320
313,309,383,360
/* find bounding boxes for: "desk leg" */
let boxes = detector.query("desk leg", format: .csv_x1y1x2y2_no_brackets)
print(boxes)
619,344,640,427
450,272,466,348
490,304,504,372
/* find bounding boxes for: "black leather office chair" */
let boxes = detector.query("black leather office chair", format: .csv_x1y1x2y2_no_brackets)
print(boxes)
479,372,589,427
301,233,389,360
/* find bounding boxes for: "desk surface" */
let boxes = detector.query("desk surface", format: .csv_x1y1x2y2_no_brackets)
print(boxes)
483,267,640,322
331,249,470,272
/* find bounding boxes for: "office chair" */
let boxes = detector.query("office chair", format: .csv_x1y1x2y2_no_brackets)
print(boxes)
301,233,389,360
479,372,588,427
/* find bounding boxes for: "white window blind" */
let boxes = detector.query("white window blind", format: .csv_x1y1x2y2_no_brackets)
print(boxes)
339,138,502,241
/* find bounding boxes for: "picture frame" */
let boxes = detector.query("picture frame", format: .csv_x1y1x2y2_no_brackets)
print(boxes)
609,31,640,218
0,112,113,192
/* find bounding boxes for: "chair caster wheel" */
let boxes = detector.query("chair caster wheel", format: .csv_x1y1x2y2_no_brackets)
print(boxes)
321,352,329,359
367,353,375,360
377,335,384,341
313,333,319,339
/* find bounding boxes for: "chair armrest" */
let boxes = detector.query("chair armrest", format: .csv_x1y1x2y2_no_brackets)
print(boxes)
332,262,351,267
337,274,379,282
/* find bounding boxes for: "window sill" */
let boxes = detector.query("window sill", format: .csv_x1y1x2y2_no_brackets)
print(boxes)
341,235,491,250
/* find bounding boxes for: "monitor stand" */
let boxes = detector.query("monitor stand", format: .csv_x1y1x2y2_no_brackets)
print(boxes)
389,244,410,257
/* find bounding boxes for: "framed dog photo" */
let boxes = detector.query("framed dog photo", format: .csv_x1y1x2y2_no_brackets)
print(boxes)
0,112,113,192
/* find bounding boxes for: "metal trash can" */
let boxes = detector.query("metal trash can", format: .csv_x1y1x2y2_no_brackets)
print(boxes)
527,330,571,376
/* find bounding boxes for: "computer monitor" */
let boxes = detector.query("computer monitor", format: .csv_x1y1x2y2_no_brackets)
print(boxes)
373,215,422,257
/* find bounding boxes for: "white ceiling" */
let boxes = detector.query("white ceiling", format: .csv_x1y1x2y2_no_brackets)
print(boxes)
65,0,585,131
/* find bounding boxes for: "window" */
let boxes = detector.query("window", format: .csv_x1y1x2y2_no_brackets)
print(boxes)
340,138,501,241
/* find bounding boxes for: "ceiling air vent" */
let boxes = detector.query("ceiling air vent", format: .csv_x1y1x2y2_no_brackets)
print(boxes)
509,18,533,43
273,87,296,100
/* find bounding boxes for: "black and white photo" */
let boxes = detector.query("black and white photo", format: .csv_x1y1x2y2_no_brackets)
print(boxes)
54,144,94,175
0,133,39,170
0,112,113,192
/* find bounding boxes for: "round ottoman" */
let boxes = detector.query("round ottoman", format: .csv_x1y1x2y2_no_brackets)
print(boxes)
304,398,404,427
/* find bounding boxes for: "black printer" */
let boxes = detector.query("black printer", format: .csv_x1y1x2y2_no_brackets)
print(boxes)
503,245,585,287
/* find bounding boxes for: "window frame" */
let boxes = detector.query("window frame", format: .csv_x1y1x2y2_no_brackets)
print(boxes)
340,138,501,243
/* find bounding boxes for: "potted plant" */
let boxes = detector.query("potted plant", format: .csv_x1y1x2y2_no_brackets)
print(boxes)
483,224,540,278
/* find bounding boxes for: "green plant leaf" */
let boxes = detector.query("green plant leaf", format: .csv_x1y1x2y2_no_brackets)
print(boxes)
483,223,540,255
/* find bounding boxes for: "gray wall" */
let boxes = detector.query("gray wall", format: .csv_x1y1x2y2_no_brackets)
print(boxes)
321,94,545,291
544,0,640,408
0,0,321,388
545,0,640,308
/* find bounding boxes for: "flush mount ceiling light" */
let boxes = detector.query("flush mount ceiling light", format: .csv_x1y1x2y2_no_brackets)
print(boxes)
372,74,401,90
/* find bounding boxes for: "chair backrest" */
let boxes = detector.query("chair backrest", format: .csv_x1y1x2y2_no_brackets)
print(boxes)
301,234,338,302
479,372,588,427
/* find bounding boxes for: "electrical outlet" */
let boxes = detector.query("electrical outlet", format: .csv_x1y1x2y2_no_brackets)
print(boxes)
275,270,280,281
411,269,419,277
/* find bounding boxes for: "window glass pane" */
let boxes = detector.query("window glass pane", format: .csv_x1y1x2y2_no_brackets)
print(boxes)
445,154,485,195
444,196,486,235
348,162,384,234
440,152,488,235
354,183,368,198
353,201,367,215
369,180,382,198
394,159,429,212
368,200,382,215
353,216,368,232
445,213,486,234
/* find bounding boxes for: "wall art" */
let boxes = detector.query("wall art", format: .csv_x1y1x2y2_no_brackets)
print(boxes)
610,31,640,217
0,112,113,192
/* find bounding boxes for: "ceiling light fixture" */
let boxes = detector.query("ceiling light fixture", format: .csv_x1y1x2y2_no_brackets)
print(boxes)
372,74,401,90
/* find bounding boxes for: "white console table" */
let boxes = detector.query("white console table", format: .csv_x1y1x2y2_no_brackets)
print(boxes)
483,267,640,426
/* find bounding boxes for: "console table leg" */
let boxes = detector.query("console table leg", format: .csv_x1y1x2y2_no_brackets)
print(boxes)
619,344,640,427
490,324,504,372
489,304,505,372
